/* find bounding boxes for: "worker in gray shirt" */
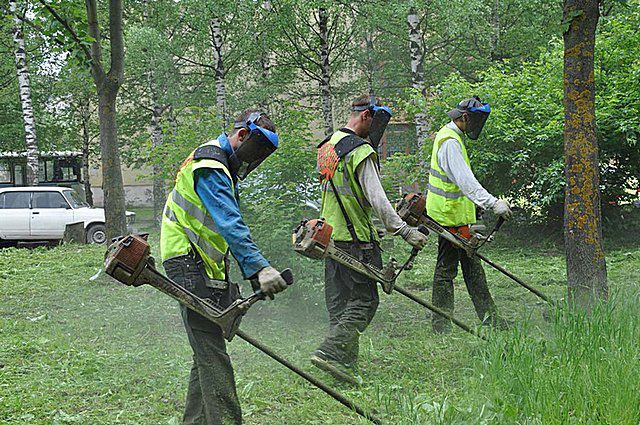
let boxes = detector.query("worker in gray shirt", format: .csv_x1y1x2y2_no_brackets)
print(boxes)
313,94,428,384
426,96,512,333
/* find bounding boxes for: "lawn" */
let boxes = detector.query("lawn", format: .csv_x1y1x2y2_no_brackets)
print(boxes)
1,220,638,424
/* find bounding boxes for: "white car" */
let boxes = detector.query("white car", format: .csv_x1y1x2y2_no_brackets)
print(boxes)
0,186,135,245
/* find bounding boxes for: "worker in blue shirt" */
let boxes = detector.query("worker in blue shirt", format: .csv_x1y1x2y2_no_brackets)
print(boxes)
161,109,287,425
195,133,271,278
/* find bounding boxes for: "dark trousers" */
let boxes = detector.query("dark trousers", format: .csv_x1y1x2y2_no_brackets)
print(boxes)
432,236,498,332
164,256,242,425
317,243,381,366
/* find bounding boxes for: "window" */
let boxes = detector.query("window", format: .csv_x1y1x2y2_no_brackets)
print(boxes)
14,165,24,185
0,161,10,184
63,190,88,208
32,192,70,209
53,159,81,182
0,192,30,209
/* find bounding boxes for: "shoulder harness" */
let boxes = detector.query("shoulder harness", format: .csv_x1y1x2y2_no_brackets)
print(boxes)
193,144,240,181
333,134,368,159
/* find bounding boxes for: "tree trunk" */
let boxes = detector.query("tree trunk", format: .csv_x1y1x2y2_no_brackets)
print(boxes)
80,100,94,206
10,0,38,186
489,0,501,61
210,17,227,129
365,32,375,95
408,7,429,171
562,0,608,308
86,0,126,240
150,102,165,226
318,7,333,137
97,85,127,238
38,0,126,238
258,2,272,114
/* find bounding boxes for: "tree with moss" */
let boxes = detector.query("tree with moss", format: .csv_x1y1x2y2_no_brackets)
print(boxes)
562,0,608,307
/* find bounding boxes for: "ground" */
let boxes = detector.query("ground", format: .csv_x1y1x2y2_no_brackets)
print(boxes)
1,212,638,424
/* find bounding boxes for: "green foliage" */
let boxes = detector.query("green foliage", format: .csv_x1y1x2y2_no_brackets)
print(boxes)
240,104,323,289
138,107,223,182
418,6,640,219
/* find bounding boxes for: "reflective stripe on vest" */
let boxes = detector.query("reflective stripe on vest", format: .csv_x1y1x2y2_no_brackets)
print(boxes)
319,131,378,243
426,126,476,227
170,189,219,233
160,139,232,279
163,192,224,263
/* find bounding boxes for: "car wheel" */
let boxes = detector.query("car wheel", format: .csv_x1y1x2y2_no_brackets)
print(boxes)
87,224,107,245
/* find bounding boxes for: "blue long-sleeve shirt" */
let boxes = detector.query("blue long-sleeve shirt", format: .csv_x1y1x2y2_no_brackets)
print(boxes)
194,134,270,279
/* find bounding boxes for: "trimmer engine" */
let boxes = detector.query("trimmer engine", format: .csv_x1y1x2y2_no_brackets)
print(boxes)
395,192,425,227
293,218,333,260
104,234,151,286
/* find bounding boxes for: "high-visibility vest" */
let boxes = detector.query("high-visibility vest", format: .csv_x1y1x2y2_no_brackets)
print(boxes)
160,139,233,279
320,130,379,243
426,125,476,226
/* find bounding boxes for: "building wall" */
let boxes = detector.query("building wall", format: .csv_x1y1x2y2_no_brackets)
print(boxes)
89,165,154,207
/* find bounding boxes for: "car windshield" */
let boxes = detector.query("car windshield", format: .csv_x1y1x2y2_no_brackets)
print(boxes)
63,189,89,208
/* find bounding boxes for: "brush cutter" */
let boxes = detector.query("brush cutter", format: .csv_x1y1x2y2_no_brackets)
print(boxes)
104,234,381,425
292,219,486,340
396,193,553,304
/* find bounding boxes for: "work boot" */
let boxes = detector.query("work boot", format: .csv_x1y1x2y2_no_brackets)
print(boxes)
310,351,361,385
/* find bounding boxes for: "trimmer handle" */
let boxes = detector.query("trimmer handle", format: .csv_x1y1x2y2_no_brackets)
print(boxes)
280,268,294,286
495,216,505,232
250,268,295,300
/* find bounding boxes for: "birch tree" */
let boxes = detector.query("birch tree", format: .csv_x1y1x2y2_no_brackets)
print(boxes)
128,0,181,224
209,16,227,129
317,7,333,136
562,0,608,307
271,1,353,138
9,0,38,186
407,6,429,161
79,98,94,206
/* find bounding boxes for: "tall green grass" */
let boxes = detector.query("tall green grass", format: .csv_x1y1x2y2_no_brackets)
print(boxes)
374,290,640,424
463,291,640,424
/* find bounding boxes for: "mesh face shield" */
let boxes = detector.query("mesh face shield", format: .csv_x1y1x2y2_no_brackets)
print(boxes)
464,106,490,140
231,112,279,180
352,95,392,150
447,97,491,140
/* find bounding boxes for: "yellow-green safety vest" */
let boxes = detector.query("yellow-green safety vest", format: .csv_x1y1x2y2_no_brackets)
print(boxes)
426,125,476,226
160,139,233,279
320,131,379,243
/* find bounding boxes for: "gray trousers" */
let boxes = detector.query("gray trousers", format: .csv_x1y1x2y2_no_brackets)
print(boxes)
432,236,498,332
317,242,381,366
164,255,242,425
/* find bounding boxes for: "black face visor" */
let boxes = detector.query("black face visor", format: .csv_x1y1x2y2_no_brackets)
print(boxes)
463,110,490,140
352,95,393,150
230,112,279,180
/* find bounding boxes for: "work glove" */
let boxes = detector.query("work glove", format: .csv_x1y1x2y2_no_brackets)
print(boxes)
492,199,513,219
257,266,288,300
396,224,428,250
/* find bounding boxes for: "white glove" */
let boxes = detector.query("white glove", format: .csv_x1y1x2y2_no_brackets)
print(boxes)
492,199,512,219
257,266,287,299
396,225,428,250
